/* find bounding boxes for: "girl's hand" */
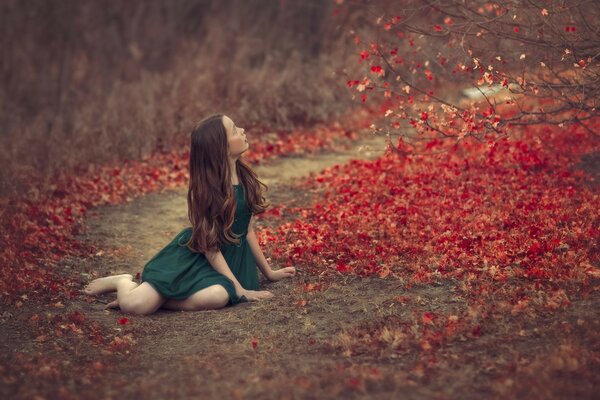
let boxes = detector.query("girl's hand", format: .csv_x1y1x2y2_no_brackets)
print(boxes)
238,289,274,301
268,266,296,282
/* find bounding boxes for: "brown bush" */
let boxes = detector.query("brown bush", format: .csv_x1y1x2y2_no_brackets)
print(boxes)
0,0,365,196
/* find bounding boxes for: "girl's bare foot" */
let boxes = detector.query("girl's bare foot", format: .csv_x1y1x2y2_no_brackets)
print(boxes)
83,274,133,295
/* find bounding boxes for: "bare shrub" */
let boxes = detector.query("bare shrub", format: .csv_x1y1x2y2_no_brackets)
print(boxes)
0,0,362,196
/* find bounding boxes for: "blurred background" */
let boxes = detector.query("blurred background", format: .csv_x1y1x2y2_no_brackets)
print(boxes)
5,0,595,197
0,0,366,196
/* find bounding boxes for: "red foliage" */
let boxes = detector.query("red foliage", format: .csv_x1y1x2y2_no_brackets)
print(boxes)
258,118,599,312
346,1,600,139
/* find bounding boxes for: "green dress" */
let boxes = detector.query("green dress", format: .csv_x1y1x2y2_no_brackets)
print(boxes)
141,184,258,305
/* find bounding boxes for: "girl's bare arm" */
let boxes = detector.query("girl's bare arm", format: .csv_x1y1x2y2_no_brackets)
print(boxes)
246,216,296,282
246,216,274,280
204,250,245,293
204,247,273,300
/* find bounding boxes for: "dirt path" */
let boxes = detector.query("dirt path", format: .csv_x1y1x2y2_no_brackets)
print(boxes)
8,136,598,399
78,135,388,278
73,135,413,398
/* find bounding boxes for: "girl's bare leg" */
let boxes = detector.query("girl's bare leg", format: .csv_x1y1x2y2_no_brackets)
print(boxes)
162,284,229,311
85,275,165,315
116,281,165,315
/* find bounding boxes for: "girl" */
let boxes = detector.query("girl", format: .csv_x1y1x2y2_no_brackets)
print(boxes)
84,114,296,315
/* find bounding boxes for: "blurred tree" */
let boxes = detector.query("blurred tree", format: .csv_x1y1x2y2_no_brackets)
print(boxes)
342,0,600,141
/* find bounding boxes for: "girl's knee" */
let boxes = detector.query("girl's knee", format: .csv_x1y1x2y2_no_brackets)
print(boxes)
120,297,159,315
211,285,230,308
192,285,229,310
118,282,163,315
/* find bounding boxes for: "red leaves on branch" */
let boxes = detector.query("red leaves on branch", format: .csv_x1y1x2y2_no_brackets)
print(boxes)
370,65,384,77
348,3,599,139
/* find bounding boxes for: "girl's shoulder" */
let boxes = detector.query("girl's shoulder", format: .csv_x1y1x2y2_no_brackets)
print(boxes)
176,226,193,242
173,226,192,246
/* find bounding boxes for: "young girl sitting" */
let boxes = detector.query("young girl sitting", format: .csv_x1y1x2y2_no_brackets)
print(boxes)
84,114,296,315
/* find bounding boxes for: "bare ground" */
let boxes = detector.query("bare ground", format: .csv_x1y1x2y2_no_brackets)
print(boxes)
2,139,599,399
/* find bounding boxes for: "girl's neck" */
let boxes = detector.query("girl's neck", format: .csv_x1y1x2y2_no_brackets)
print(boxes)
229,157,239,185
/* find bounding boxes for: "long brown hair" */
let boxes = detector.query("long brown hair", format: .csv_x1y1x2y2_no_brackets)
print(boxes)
186,114,268,253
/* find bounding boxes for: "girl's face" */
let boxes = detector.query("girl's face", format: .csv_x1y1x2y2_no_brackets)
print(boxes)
223,115,249,158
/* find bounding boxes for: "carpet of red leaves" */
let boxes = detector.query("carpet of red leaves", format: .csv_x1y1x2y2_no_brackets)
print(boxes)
1,105,598,397
258,120,599,314
0,111,371,306
0,113,372,393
